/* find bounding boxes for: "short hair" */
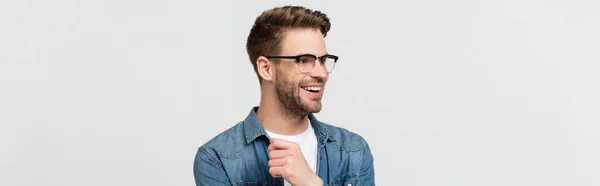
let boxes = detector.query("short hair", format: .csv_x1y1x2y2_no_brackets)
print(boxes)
245,5,331,81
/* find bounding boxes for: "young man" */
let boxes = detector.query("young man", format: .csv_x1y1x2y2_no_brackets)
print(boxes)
194,6,375,186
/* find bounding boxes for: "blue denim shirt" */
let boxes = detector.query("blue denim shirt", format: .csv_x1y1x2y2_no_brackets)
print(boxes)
194,107,375,186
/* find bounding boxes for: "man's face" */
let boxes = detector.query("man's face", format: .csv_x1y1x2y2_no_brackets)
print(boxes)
273,28,329,116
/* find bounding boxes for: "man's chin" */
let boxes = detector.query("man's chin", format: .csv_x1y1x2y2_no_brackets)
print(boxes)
304,103,323,113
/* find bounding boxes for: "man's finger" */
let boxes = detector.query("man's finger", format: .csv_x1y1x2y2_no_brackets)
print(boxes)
269,138,299,150
268,149,290,159
269,166,284,178
267,139,278,153
268,157,289,167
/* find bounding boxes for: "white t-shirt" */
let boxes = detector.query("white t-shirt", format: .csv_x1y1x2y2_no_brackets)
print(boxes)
265,121,318,186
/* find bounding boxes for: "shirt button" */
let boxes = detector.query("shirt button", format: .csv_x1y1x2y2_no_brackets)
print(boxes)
347,184,352,186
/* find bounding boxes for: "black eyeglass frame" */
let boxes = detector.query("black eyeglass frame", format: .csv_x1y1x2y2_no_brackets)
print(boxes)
264,54,339,73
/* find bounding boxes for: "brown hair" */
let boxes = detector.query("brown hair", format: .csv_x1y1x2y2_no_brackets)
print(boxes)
246,5,331,81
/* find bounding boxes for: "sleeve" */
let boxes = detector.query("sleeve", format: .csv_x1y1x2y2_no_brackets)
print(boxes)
193,147,231,186
359,142,376,185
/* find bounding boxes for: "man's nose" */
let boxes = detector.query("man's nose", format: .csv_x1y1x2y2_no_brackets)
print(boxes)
309,62,328,79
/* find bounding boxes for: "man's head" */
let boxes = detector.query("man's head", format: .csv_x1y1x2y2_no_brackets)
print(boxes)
246,6,337,116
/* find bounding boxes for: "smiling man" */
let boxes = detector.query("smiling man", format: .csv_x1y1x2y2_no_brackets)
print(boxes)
194,6,375,186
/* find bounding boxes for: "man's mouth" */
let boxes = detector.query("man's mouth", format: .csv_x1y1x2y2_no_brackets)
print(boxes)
300,84,323,98
301,86,322,93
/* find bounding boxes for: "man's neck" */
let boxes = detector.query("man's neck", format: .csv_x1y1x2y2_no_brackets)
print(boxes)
256,101,309,136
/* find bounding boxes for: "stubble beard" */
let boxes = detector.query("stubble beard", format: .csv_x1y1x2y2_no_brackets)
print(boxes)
274,71,323,119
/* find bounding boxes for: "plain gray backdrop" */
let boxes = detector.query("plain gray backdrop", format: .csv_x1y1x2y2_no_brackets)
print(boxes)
1,0,599,185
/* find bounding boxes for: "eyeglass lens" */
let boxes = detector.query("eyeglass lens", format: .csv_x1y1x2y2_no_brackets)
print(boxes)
298,55,336,73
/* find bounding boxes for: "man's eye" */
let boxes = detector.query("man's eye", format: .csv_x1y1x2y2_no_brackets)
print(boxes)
299,58,311,64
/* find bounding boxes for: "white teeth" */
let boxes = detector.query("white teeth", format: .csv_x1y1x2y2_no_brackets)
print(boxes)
303,86,321,91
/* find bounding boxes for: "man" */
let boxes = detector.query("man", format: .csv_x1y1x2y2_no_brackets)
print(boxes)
194,5,375,186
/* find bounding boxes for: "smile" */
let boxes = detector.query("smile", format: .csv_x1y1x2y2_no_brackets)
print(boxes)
301,86,322,93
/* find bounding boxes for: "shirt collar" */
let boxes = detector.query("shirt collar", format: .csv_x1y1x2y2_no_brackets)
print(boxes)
243,106,336,144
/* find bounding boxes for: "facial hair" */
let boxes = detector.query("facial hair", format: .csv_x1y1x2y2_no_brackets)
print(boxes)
274,68,323,118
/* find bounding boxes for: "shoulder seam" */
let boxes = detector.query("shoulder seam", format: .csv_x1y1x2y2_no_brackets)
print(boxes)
198,146,224,168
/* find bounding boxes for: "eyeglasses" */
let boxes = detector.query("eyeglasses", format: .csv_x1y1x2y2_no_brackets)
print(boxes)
265,54,339,74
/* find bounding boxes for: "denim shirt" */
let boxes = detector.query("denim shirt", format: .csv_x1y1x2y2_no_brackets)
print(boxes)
194,107,375,186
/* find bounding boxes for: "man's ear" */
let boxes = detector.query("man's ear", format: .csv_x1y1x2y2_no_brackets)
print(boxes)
256,56,275,82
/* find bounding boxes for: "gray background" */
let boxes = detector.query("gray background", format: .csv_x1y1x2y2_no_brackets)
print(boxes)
1,0,599,185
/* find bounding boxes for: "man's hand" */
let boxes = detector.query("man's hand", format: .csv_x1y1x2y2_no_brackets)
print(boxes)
268,138,322,186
